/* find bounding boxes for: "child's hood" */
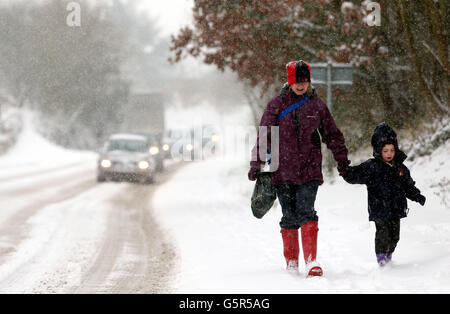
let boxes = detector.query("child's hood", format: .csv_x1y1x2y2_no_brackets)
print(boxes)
370,122,407,163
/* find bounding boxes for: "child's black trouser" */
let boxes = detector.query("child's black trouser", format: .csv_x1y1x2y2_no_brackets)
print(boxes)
275,181,320,230
374,219,400,254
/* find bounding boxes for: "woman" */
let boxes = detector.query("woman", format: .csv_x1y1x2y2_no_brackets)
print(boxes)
248,60,350,277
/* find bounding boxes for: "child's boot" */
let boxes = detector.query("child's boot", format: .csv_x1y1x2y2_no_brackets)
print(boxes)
376,254,389,267
386,253,392,263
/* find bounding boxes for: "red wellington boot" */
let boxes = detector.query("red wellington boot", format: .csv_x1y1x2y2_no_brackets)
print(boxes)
301,221,323,277
281,229,299,273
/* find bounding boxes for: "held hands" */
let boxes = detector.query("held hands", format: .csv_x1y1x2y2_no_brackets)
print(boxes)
337,160,351,176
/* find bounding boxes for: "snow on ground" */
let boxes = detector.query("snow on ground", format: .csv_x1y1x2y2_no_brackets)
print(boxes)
0,111,97,174
153,106,450,294
0,112,106,293
1,107,449,293
0,184,119,293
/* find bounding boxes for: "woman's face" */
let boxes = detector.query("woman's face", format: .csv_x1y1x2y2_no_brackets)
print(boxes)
291,82,310,95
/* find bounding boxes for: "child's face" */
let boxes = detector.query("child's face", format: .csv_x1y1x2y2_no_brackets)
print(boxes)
381,144,395,162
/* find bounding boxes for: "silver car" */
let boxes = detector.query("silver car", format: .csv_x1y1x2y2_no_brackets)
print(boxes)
97,134,156,184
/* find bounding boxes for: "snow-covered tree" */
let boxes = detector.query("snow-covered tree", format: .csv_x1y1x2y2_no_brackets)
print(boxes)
171,0,448,148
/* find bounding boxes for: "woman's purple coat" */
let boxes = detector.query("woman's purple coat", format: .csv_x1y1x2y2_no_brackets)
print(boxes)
250,90,349,185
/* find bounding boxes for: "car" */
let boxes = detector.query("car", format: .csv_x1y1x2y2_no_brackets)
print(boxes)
135,132,165,172
97,133,156,183
161,128,196,161
200,124,220,155
161,125,221,161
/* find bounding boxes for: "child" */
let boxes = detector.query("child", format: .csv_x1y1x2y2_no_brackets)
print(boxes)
343,122,426,266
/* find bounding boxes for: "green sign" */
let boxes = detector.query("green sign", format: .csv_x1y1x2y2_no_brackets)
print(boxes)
309,61,353,111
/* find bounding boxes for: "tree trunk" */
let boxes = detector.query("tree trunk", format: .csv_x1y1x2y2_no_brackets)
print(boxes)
424,0,449,74
398,0,444,112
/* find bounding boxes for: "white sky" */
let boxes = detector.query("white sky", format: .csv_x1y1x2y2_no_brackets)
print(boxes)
0,0,212,78
134,0,215,78
136,0,194,37
0,0,194,37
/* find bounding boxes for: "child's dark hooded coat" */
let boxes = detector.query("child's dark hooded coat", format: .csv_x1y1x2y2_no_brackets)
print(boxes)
343,123,423,221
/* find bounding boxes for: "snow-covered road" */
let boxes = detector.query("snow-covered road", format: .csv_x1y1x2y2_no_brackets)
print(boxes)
0,118,178,293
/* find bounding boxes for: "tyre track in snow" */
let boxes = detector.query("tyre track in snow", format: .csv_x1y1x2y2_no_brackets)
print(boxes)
72,197,129,293
0,165,97,260
0,161,99,292
0,183,124,293
0,162,95,197
0,160,182,293
72,162,182,294
0,160,87,183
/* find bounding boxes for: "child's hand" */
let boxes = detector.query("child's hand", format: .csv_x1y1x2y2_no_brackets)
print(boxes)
337,160,351,176
417,194,426,206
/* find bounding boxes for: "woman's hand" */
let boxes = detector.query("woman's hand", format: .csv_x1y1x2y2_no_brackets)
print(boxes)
248,168,260,181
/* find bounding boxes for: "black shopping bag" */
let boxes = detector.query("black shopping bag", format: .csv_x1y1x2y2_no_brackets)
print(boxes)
251,172,277,219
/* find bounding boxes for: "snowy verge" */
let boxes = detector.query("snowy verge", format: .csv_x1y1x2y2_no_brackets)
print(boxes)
0,107,22,154
0,110,97,173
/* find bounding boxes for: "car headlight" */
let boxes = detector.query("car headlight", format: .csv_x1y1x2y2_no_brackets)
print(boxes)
100,159,112,168
211,134,219,142
186,143,194,151
149,146,159,155
162,144,170,151
138,160,150,169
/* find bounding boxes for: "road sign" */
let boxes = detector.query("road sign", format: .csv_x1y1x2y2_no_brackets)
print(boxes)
309,60,353,112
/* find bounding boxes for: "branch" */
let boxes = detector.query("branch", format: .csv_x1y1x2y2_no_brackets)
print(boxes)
423,77,449,113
